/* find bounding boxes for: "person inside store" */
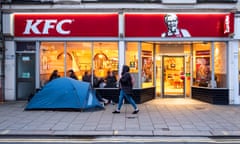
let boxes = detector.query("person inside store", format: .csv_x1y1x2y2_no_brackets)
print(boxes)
90,70,100,88
82,71,91,82
67,69,78,80
98,77,106,88
105,70,117,88
161,13,191,38
112,65,139,114
48,69,60,82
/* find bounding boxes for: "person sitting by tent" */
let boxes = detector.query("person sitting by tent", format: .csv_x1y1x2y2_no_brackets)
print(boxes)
49,69,60,82
67,69,78,80
94,77,109,105
88,71,108,106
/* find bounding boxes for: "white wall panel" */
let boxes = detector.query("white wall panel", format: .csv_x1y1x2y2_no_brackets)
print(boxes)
4,41,16,101
234,14,240,39
228,40,239,104
3,14,13,36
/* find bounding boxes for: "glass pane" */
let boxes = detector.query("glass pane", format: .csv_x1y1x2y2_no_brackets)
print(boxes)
155,45,162,97
163,56,184,97
16,53,35,100
40,42,64,86
214,42,227,88
193,42,227,88
142,42,154,88
66,42,92,80
126,42,139,88
193,42,211,87
93,42,118,78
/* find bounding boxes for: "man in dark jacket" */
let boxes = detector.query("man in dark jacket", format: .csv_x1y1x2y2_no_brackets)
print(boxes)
112,65,139,114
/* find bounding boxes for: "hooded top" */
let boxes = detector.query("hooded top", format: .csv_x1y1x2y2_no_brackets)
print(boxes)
119,65,133,95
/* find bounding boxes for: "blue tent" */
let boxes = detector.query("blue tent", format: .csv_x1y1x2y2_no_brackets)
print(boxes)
25,77,104,110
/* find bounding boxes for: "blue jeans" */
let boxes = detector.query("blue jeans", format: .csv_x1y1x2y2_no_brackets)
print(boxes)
117,90,138,111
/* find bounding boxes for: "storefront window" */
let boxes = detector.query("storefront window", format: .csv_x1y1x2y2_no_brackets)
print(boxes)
40,41,119,88
93,42,118,79
66,42,92,80
193,42,211,87
40,42,64,86
141,42,154,88
126,42,139,88
193,42,227,88
214,42,227,88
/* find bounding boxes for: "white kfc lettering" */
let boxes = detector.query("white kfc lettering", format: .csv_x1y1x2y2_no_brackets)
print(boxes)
42,19,57,34
56,19,72,34
23,19,73,35
23,20,43,34
224,15,230,34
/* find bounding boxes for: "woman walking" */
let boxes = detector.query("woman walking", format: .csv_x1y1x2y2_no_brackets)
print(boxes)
112,65,139,114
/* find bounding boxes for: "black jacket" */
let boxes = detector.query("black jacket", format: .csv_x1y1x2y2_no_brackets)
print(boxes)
120,72,133,95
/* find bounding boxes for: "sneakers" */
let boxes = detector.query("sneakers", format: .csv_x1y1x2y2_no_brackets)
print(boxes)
132,109,139,114
112,110,120,114
112,109,139,114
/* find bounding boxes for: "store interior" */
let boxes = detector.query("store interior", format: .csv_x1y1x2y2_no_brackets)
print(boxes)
39,41,227,98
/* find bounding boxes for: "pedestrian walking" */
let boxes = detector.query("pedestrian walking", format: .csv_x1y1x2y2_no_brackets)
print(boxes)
112,65,139,114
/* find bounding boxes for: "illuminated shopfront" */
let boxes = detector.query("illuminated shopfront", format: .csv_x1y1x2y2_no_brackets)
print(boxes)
124,13,232,103
3,11,235,104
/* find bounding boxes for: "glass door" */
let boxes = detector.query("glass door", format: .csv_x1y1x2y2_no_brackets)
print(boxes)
162,56,185,98
16,53,36,100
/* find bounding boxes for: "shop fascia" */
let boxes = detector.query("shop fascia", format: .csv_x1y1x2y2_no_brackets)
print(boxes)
13,12,234,38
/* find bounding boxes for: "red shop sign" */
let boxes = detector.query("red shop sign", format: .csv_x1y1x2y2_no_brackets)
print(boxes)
14,13,118,37
125,13,234,37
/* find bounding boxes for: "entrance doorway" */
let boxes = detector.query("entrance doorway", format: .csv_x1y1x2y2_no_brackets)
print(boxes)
162,56,185,98
16,53,36,100
154,42,192,98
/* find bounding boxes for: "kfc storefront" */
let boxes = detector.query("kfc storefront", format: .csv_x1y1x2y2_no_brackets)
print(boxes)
3,12,239,104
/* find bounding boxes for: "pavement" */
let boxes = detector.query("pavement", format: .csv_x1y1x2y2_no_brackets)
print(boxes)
0,98,240,137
